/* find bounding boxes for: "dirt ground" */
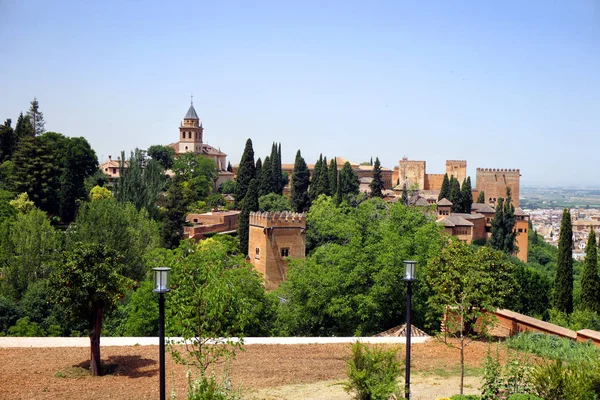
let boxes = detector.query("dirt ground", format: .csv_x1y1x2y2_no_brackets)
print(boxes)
0,339,497,400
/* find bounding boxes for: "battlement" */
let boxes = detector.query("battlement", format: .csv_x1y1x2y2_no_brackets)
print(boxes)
476,168,520,174
249,211,306,228
446,160,467,165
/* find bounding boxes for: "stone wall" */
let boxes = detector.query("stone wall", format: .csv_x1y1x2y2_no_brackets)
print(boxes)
424,173,445,191
475,168,521,208
398,159,426,189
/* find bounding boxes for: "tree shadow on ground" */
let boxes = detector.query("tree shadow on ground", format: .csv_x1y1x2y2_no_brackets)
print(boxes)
73,355,158,378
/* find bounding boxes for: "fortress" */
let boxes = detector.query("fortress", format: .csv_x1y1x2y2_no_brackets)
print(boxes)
248,211,306,291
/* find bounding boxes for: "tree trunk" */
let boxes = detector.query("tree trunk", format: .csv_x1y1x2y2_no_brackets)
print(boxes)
460,309,465,394
89,301,104,376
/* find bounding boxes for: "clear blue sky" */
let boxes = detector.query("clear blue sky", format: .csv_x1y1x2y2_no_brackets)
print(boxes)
1,1,599,186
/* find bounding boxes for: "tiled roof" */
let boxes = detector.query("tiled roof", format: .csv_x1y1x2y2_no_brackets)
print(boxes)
515,207,529,216
437,198,453,206
184,104,199,120
471,203,496,213
437,215,473,227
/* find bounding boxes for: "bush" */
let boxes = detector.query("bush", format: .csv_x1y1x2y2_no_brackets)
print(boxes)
530,359,600,399
507,395,543,400
344,342,402,400
450,395,481,400
7,317,44,336
185,371,242,400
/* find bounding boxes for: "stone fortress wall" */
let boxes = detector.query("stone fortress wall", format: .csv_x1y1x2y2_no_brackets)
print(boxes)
475,168,521,208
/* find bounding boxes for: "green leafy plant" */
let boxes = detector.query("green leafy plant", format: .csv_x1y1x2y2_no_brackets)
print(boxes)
481,345,502,400
450,395,481,400
183,369,242,400
507,394,543,400
506,332,600,364
344,341,402,400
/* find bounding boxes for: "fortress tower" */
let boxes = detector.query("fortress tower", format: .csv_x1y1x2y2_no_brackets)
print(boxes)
398,158,426,189
475,168,521,208
446,160,467,184
248,211,306,290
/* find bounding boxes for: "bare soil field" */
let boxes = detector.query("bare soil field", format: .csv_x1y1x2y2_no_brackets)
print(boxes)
0,339,495,400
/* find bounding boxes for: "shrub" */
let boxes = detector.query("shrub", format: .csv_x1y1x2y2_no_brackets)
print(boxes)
185,371,242,400
530,359,600,399
450,395,481,400
344,342,403,400
507,395,543,400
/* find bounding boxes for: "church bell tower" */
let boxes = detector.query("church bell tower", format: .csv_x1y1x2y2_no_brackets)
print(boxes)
178,97,204,153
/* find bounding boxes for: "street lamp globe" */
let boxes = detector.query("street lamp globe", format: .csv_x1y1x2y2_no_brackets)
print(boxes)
153,267,171,293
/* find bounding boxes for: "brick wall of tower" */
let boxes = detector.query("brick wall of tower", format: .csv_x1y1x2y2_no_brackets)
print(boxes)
424,174,445,191
248,211,306,291
398,159,426,190
446,160,467,184
476,168,521,208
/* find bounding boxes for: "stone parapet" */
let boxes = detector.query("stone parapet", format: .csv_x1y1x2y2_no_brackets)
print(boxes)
249,211,306,228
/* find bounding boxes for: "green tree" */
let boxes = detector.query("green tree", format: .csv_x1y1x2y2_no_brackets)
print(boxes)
270,142,283,195
329,157,338,196
0,189,17,224
259,193,291,212
338,162,359,201
49,243,133,376
581,227,600,313
238,178,259,254
0,119,16,163
26,98,45,136
14,112,33,140
316,156,330,197
457,177,472,213
401,183,408,206
9,192,35,213
290,150,311,213
259,155,272,197
89,185,112,201
426,241,516,394
172,151,218,203
68,198,160,281
147,144,175,170
370,157,384,198
218,180,236,194
489,188,517,255
255,157,262,180
553,209,574,314
0,295,21,334
438,173,450,201
477,190,485,204
161,175,190,249
309,155,323,201
234,139,255,208
227,161,232,172
449,176,461,211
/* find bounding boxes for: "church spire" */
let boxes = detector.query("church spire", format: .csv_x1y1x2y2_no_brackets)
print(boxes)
184,97,199,120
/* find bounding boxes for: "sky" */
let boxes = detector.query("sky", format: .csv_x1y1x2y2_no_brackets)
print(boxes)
1,0,599,186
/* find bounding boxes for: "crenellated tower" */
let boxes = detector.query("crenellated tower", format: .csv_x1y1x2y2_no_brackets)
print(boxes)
475,168,521,207
248,211,306,290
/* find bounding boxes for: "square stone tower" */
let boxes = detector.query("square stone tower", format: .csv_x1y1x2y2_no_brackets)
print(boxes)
475,168,521,207
248,211,306,291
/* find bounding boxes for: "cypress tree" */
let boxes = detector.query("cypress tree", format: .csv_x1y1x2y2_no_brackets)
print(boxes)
259,155,272,197
14,112,33,140
401,183,408,206
26,97,45,136
581,226,600,313
459,177,472,213
269,143,282,195
255,158,262,180
277,143,284,193
309,155,322,201
338,161,359,201
317,156,330,196
476,190,485,204
234,139,255,208
227,161,233,172
438,173,450,201
335,170,342,206
238,178,259,254
370,157,384,198
449,176,460,211
290,150,311,212
555,208,574,314
489,188,517,255
0,119,16,163
329,157,338,196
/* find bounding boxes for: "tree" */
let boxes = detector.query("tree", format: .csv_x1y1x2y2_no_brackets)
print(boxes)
238,178,259,254
426,241,515,394
259,193,291,212
89,185,112,201
227,161,232,172
489,188,517,255
234,139,255,208
14,113,33,140
290,150,311,213
0,119,16,163
171,152,218,203
555,209,574,314
338,162,359,201
49,243,133,376
477,191,485,204
218,180,236,194
457,177,472,213
255,157,262,180
370,157,384,198
401,183,409,206
147,145,175,170
259,155,272,197
449,176,461,211
580,227,600,313
161,175,190,249
26,98,46,136
317,156,330,197
329,157,338,196
309,155,323,201
270,142,283,195
438,173,450,201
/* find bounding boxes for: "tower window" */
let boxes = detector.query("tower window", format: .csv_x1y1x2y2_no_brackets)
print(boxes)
182,132,185,139
255,247,260,259
281,248,289,258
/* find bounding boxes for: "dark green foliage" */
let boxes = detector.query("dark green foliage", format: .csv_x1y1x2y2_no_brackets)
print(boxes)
227,161,232,172
316,156,330,197
254,157,262,180
219,180,236,194
0,119,16,163
270,142,283,195
507,395,543,400
344,342,402,400
490,188,517,256
238,178,259,254
510,265,552,318
147,144,175,170
0,295,20,334
581,227,600,313
309,155,323,201
530,359,600,399
449,176,461,210
555,209,574,314
14,112,33,140
258,193,291,212
259,155,271,197
401,183,408,206
161,175,190,249
457,177,472,213
439,173,450,201
115,149,166,218
0,189,17,224
172,152,218,204
114,280,158,336
338,162,359,201
234,139,255,208
26,98,45,136
369,157,384,198
477,191,485,204
291,150,311,213
329,157,338,196
506,332,600,363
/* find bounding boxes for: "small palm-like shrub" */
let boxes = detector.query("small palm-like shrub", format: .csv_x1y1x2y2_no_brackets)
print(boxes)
344,341,403,400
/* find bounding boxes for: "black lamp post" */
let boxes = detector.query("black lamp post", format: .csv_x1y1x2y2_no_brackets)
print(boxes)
403,260,417,400
153,267,171,400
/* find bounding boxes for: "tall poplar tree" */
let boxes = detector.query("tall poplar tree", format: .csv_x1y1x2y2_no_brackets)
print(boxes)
234,139,255,208
290,150,310,212
329,158,338,196
581,226,600,313
370,157,384,198
554,208,574,314
438,173,450,201
238,178,259,254
26,98,46,136
401,183,408,206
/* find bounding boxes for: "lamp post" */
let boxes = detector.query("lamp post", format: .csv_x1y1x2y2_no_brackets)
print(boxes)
403,260,417,400
153,267,171,400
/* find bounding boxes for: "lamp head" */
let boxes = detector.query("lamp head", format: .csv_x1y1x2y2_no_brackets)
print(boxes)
403,260,417,281
153,267,171,293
